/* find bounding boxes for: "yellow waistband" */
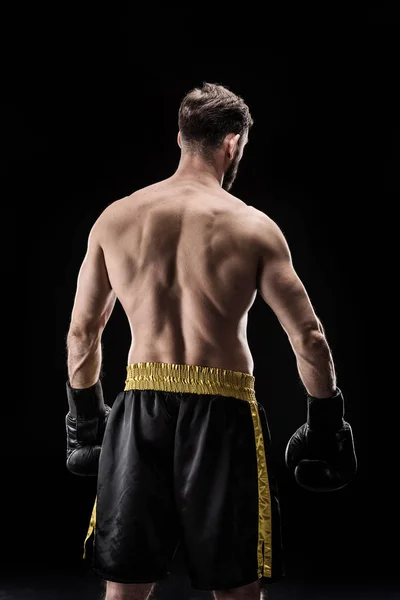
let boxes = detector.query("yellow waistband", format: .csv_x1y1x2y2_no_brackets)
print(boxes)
124,362,256,402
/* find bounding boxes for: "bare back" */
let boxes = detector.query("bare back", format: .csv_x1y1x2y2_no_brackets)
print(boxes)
99,179,261,374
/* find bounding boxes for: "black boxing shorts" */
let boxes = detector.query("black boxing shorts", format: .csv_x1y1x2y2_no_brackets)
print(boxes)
83,362,285,591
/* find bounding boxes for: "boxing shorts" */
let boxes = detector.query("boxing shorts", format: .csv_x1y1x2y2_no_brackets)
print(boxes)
83,362,285,591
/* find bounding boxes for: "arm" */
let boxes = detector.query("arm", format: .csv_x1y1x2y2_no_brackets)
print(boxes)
67,221,116,388
255,212,336,398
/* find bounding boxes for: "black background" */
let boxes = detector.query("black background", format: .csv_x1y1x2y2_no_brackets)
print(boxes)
1,8,398,597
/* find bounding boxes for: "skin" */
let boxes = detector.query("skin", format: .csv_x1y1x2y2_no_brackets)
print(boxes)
67,129,336,600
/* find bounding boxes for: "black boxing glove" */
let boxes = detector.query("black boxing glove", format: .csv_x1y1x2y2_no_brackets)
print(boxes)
65,380,111,476
285,388,357,492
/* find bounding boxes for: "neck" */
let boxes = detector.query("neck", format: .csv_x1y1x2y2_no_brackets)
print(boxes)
172,152,224,187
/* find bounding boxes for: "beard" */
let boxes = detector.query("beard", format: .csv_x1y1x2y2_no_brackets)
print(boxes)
222,154,241,191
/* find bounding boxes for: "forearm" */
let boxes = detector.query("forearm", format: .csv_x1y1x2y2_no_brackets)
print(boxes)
67,328,103,388
291,331,337,398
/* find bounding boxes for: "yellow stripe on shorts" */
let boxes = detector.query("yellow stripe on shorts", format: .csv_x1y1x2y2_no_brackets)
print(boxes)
247,399,272,578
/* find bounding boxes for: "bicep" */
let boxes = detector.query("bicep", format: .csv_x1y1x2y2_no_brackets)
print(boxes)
70,227,116,332
257,217,319,341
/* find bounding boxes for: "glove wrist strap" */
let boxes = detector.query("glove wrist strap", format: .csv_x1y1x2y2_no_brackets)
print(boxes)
66,380,106,419
307,388,345,431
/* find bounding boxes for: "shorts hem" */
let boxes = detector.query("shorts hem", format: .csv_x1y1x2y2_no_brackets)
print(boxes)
92,567,170,584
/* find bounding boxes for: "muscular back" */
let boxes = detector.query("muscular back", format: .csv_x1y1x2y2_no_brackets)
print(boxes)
99,179,261,374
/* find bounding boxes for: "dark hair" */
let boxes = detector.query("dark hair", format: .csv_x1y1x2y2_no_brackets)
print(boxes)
178,82,253,157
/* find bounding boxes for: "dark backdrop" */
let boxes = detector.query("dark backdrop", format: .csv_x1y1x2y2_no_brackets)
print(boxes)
1,19,398,597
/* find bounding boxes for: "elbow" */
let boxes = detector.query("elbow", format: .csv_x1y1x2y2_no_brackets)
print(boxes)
67,321,103,345
291,329,330,357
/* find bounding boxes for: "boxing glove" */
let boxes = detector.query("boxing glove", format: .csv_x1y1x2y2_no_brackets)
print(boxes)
285,388,357,492
65,380,111,476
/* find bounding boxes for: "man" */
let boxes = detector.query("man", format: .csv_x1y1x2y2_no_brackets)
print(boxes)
66,83,356,600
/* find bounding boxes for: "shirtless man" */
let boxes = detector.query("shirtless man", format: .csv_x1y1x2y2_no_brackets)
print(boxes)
65,83,356,600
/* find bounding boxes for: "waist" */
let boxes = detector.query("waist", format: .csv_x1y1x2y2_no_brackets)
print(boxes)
124,362,256,402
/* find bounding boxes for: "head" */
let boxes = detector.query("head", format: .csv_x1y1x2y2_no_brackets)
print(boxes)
178,82,253,191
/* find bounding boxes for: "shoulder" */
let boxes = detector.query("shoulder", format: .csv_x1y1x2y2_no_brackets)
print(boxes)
241,205,274,237
216,194,284,248
219,191,264,227
246,207,290,257
90,189,147,240
95,180,167,226
247,206,276,230
87,198,127,244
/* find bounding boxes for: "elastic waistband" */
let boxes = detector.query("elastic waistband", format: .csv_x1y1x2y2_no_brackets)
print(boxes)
124,362,256,402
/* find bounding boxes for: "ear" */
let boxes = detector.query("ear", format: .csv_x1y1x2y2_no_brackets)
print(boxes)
177,131,182,148
227,133,241,158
